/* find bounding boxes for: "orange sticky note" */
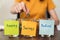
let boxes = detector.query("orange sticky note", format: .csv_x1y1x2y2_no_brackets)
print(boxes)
21,20,37,36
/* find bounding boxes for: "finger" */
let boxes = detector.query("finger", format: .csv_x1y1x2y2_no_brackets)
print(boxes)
22,5,27,12
26,8,29,14
16,4,21,13
21,2,29,14
14,6,19,13
21,2,27,12
18,3,23,12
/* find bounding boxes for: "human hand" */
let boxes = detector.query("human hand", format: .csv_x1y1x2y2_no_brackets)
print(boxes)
11,2,29,14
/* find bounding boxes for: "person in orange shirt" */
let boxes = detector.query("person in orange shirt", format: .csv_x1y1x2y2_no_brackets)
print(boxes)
11,0,59,25
10,0,59,37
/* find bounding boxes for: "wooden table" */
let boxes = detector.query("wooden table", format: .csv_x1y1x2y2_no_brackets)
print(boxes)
0,27,60,40
0,28,60,40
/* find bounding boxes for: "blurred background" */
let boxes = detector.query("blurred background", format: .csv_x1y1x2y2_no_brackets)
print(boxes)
0,0,60,30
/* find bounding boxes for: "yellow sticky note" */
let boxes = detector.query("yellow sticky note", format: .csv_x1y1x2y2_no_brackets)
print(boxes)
21,20,37,36
4,20,19,35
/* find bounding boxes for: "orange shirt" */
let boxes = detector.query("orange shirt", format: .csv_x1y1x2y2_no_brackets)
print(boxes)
15,0,55,20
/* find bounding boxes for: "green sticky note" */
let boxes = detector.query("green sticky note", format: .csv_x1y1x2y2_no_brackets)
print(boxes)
4,20,19,35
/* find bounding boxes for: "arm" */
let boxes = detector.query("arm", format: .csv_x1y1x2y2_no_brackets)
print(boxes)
49,9,59,25
47,0,59,25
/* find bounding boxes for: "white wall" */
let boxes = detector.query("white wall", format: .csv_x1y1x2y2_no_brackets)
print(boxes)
0,0,17,25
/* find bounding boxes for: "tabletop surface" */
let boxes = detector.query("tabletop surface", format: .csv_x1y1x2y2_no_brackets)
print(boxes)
0,30,60,40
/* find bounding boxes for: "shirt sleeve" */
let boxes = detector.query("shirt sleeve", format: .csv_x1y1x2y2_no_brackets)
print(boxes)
15,0,22,3
48,0,56,11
